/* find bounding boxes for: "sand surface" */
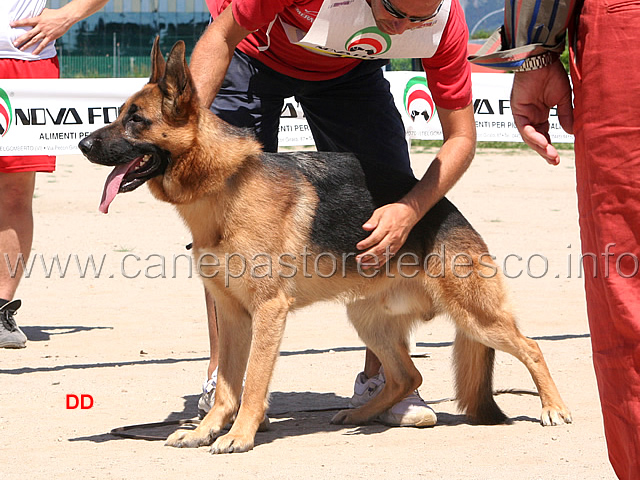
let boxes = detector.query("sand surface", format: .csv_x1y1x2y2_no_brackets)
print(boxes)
0,147,615,479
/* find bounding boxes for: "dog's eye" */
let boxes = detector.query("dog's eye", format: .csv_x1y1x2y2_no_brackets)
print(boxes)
130,114,145,123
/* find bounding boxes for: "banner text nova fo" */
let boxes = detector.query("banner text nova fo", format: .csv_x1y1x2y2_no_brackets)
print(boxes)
0,73,573,156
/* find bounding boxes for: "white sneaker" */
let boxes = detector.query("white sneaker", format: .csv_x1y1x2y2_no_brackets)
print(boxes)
349,371,385,408
349,370,437,427
377,390,437,427
197,369,218,419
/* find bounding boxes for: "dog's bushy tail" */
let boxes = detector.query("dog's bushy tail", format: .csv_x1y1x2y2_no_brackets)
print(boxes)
453,332,509,424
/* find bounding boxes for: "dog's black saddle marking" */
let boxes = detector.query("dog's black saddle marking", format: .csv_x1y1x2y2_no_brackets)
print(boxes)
260,152,475,259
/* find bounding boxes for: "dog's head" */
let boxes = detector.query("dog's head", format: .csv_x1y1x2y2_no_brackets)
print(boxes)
79,37,199,213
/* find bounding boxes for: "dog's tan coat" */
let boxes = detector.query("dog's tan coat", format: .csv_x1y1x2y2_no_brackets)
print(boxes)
81,39,572,454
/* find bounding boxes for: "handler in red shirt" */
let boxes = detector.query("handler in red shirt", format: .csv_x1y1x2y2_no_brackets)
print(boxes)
192,0,475,429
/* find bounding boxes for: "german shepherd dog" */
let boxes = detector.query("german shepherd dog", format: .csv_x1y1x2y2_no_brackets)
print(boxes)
79,39,572,454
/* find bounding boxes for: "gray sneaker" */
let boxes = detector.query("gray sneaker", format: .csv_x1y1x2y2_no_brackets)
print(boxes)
197,370,270,431
0,300,27,349
349,370,437,427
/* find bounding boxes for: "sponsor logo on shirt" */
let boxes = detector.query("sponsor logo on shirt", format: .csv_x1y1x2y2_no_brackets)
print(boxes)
345,27,392,56
293,7,318,24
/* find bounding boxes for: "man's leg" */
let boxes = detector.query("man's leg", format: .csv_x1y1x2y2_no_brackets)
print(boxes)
197,287,221,417
204,289,220,380
297,60,412,175
210,50,290,152
0,172,35,348
297,62,434,427
571,1,640,477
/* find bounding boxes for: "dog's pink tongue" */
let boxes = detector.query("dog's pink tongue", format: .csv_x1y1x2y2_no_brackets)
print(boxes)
99,164,130,214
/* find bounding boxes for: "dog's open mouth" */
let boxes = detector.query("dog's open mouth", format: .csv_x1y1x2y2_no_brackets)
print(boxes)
100,153,162,213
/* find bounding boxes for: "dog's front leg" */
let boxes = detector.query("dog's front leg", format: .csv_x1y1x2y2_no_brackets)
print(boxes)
164,381,240,448
210,293,291,454
166,292,251,448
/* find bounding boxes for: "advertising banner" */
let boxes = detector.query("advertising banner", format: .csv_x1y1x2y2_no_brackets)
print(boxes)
0,73,573,156
0,78,146,156
387,71,573,144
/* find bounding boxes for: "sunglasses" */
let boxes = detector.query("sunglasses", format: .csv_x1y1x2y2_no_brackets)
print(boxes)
379,0,444,23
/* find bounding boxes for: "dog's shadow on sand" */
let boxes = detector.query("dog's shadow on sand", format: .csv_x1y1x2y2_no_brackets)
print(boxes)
69,391,540,446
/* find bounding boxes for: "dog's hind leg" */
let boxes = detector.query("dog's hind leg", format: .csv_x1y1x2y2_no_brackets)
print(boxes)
453,330,508,424
166,290,252,448
331,298,423,426
210,292,292,454
463,315,572,426
442,267,572,426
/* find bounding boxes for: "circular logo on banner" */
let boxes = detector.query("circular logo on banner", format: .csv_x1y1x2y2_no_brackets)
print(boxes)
345,27,392,56
403,76,434,123
0,88,13,137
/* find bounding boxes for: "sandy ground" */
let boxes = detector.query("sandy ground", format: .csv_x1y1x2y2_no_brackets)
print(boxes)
0,147,615,479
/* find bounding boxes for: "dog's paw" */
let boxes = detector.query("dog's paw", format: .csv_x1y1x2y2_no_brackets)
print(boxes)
330,409,362,425
209,432,254,454
165,428,213,448
540,405,573,426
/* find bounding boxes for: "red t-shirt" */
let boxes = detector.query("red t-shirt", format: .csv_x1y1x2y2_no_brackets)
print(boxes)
205,0,471,110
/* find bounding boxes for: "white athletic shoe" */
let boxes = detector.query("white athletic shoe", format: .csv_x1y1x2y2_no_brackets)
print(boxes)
197,369,218,419
349,370,437,427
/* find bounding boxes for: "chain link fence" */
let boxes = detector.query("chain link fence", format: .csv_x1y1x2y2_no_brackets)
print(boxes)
58,54,197,78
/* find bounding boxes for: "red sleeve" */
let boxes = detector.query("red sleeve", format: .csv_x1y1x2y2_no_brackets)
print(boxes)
232,0,296,32
206,0,295,31
421,0,472,110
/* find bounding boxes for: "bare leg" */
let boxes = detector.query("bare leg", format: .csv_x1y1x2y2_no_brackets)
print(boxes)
363,348,382,377
0,172,35,300
204,287,219,379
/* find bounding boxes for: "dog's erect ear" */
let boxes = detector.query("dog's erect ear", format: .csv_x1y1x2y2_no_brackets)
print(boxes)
158,41,196,124
149,36,165,84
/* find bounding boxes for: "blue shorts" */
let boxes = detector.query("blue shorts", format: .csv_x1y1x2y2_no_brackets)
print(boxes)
211,50,413,176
